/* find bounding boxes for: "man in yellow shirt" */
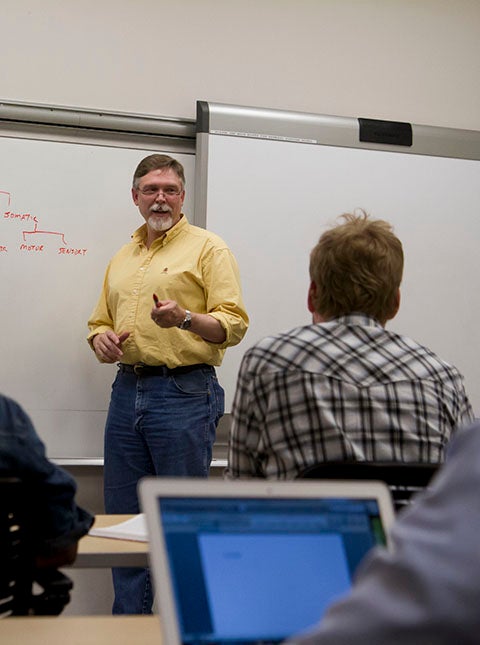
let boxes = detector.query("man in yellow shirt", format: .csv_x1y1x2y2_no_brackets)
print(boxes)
87,154,248,614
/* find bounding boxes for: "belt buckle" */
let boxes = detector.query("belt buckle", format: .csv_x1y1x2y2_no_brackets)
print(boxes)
133,362,145,376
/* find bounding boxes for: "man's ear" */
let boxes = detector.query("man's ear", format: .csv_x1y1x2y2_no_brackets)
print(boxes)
386,288,401,321
132,187,139,206
307,281,316,313
308,281,327,323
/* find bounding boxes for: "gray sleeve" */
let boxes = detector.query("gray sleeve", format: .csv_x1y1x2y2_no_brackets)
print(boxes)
286,422,480,645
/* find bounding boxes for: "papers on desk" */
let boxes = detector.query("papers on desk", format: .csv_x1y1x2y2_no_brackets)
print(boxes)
89,514,148,542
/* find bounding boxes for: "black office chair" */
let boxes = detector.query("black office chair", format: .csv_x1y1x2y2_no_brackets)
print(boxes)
297,460,439,512
0,477,73,618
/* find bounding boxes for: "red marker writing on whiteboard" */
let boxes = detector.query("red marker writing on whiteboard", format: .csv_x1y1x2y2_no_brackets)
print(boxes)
153,293,160,308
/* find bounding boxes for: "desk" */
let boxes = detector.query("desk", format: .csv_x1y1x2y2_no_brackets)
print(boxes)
0,615,160,645
74,515,148,569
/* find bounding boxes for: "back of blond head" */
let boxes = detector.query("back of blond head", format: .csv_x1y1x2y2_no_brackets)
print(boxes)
309,211,403,323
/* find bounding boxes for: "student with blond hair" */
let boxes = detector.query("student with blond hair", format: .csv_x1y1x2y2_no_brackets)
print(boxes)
226,211,473,479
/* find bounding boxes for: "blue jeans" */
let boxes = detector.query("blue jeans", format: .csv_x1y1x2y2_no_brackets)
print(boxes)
103,364,224,614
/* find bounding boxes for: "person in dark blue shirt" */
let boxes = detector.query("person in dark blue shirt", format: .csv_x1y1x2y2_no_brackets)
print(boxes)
0,393,94,568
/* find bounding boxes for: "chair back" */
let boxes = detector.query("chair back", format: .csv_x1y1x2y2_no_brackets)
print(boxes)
0,477,73,617
297,461,438,512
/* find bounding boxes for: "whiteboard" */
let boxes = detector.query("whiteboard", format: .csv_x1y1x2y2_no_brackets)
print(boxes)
195,102,480,414
0,135,195,458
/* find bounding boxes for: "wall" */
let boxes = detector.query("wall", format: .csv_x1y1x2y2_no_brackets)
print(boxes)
1,0,479,131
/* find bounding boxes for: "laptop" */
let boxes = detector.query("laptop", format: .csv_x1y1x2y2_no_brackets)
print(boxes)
139,478,395,645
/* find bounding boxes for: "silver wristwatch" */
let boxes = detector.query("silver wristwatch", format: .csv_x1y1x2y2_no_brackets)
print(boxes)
177,309,192,330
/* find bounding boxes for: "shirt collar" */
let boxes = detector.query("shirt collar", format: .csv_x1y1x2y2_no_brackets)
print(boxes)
329,313,384,329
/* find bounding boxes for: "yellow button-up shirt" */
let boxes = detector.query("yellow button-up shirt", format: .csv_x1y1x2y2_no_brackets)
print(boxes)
87,216,249,368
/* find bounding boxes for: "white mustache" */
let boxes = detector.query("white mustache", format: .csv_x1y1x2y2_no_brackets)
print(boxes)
150,203,172,214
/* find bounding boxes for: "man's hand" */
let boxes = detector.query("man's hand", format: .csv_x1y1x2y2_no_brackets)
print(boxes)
151,296,184,328
151,294,226,343
92,330,130,363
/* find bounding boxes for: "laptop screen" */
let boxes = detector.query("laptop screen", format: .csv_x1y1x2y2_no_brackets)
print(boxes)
156,493,388,644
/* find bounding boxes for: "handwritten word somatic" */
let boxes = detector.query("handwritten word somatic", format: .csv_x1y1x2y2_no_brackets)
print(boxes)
1,187,88,256
4,211,38,222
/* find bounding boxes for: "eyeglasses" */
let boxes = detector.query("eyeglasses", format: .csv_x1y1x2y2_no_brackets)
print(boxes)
136,185,182,197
